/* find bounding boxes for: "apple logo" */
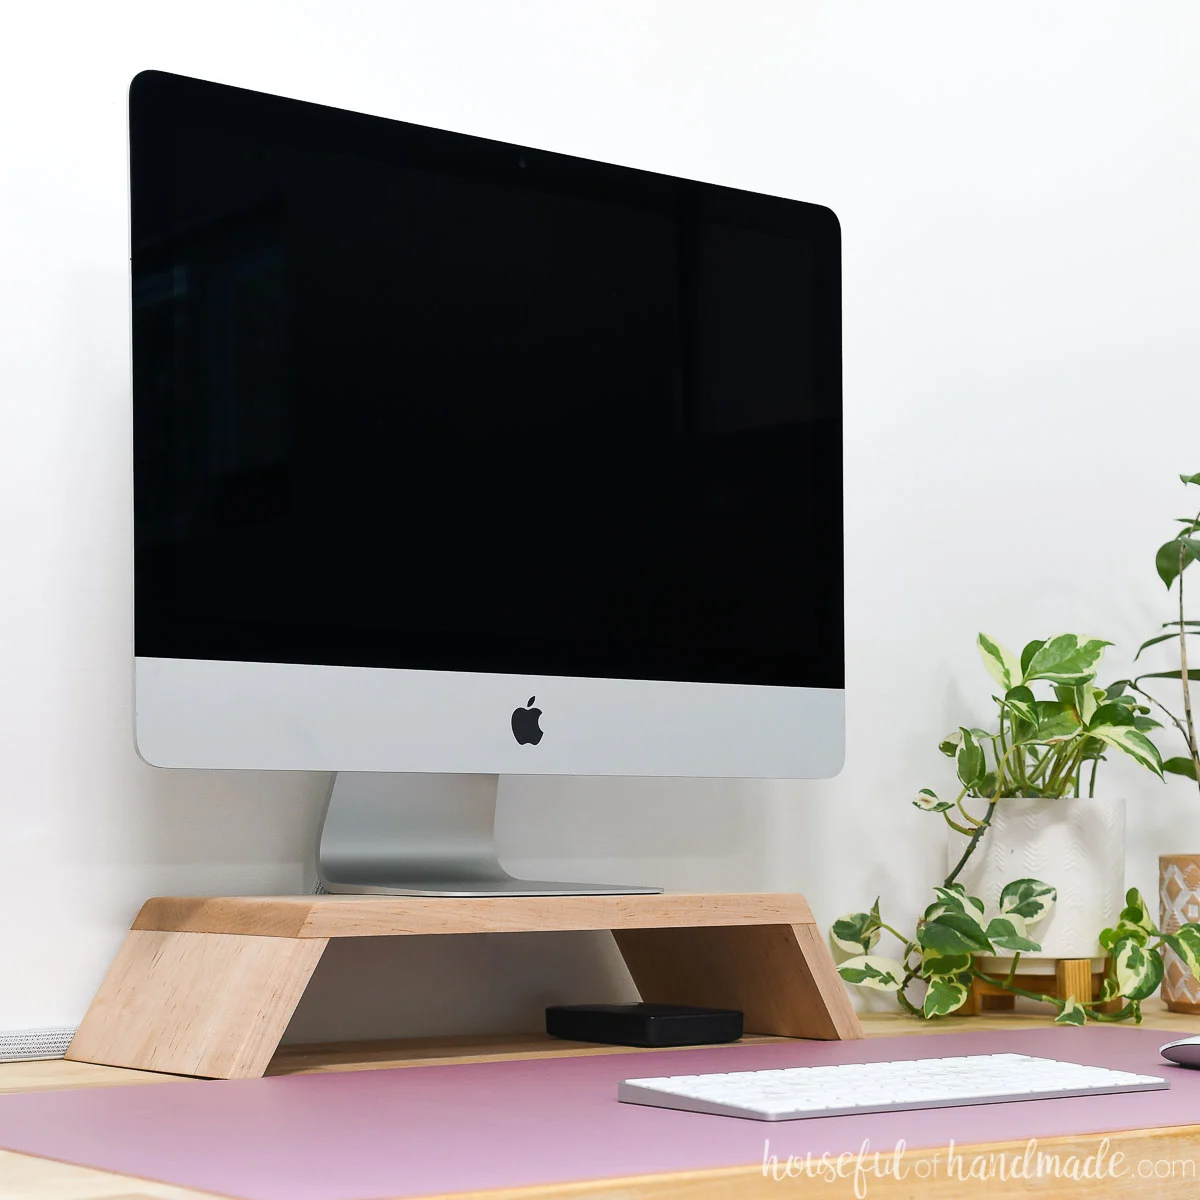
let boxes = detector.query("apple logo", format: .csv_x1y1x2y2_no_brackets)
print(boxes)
511,696,544,746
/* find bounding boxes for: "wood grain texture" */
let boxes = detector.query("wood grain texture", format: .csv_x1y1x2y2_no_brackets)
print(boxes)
1056,957,1094,1005
418,1125,1200,1199
615,921,863,1040
132,892,815,938
66,930,327,1078
6,1123,1200,1200
76,893,842,1080
0,1058,180,1095
0,1148,220,1199
8,1003,1200,1199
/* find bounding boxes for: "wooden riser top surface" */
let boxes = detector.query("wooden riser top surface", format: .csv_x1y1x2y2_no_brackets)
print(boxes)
131,891,815,938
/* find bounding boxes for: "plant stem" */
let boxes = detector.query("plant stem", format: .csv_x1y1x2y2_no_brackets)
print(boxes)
1128,681,1192,748
968,967,1059,1007
896,969,923,1017
953,787,978,828
1091,1002,1140,1023
945,797,998,887
943,815,976,836
943,741,1022,885
1025,749,1059,787
970,966,1117,1012
1088,754,1099,798
1051,745,1086,797
1178,539,1200,790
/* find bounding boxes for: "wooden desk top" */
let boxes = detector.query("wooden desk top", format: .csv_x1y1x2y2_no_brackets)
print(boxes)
5,1003,1200,1199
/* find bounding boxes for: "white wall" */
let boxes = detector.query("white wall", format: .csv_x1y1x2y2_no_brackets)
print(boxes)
2,0,1199,1037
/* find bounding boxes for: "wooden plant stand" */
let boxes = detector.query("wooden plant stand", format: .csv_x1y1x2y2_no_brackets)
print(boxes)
961,958,1120,1015
66,892,862,1079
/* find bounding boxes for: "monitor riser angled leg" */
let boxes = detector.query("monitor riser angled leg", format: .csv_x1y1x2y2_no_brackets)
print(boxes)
316,772,662,897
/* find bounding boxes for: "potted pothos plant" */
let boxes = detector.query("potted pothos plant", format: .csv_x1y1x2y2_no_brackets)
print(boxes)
833,631,1170,1020
935,632,1160,965
833,880,1200,1023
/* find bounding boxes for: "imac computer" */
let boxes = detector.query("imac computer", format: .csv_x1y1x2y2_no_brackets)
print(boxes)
130,71,844,896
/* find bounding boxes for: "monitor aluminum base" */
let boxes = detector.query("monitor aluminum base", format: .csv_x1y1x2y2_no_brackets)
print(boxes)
316,772,662,897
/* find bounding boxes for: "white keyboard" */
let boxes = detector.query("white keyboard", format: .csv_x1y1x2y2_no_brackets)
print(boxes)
618,1053,1167,1121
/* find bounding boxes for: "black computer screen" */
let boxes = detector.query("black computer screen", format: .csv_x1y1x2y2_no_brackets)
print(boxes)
131,71,843,688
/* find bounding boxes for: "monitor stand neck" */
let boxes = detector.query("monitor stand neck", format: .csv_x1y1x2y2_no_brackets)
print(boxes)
316,772,662,897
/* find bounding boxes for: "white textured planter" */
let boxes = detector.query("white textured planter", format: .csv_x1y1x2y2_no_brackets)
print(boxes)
948,796,1126,972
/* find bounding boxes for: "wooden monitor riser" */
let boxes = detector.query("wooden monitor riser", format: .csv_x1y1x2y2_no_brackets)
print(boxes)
65,892,862,1079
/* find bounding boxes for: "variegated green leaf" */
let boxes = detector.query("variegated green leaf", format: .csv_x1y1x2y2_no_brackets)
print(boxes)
1117,888,1157,937
955,728,986,790
938,730,962,758
1112,937,1164,1001
1055,998,1087,1025
830,910,881,955
985,913,1041,953
999,878,1057,927
1087,722,1164,779
1020,639,1045,678
978,633,1020,690
1100,917,1148,950
1172,923,1200,978
1176,922,1200,953
1023,634,1110,686
1003,685,1038,741
930,885,984,916
919,912,992,956
1165,933,1200,980
920,949,973,976
837,955,905,992
1053,684,1099,727
1032,700,1083,744
913,788,953,813
923,974,970,1018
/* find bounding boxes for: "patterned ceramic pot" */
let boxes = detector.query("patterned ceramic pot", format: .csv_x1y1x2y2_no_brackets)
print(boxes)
1160,854,1200,1013
948,797,1125,972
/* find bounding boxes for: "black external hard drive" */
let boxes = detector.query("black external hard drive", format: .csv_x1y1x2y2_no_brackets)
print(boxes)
545,1002,743,1047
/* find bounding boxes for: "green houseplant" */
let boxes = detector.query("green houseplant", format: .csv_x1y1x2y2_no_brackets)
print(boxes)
1114,470,1200,789
833,632,1175,1021
834,880,1200,1024
1111,470,1200,1011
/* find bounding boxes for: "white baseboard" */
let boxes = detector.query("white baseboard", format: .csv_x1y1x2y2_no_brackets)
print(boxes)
0,1026,76,1062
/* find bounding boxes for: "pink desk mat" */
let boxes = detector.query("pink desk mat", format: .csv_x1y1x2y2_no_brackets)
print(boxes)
0,1027,1195,1200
